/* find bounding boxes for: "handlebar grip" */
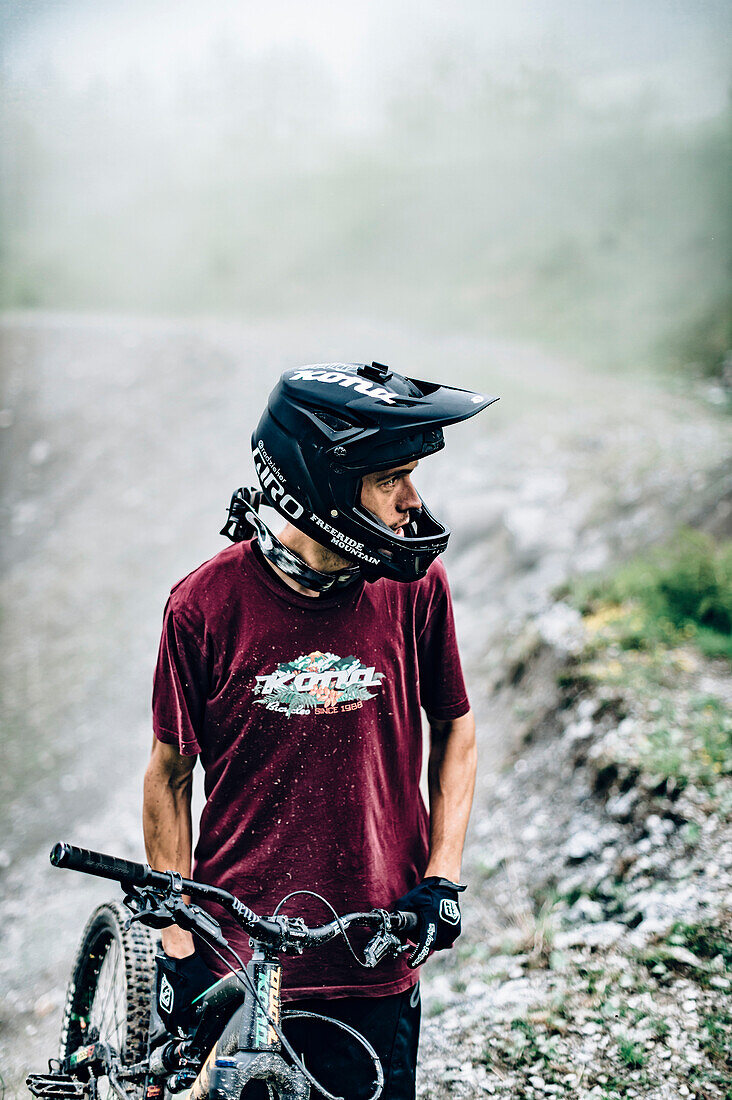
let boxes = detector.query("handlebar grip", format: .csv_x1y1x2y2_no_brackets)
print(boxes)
50,842,152,886
393,910,419,935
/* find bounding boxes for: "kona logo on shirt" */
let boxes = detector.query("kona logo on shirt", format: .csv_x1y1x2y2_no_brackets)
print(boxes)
254,651,384,718
289,367,398,406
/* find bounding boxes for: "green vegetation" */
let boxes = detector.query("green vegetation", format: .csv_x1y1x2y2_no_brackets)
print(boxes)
692,1008,732,1095
569,530,732,661
559,531,732,800
700,1009,732,1069
639,696,732,789
616,1037,647,1069
667,919,732,971
638,919,732,986
482,1016,564,1081
559,529,732,807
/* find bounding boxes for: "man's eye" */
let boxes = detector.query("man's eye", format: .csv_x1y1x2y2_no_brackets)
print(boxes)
381,478,396,489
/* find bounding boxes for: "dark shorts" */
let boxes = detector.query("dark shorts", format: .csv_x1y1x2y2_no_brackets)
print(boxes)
243,984,421,1100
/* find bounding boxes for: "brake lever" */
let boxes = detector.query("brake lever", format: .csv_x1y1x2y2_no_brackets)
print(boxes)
363,932,411,968
363,910,411,968
123,886,226,943
123,886,173,929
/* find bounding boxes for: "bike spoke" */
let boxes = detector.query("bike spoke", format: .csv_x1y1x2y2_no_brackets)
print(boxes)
90,938,127,1054
85,939,128,1100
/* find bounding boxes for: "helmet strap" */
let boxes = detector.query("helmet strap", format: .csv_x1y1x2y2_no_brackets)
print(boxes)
245,508,362,594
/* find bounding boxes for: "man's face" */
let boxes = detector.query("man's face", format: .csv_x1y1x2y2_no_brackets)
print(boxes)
360,461,421,537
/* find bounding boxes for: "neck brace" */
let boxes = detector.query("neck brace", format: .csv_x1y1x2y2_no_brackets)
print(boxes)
246,509,362,594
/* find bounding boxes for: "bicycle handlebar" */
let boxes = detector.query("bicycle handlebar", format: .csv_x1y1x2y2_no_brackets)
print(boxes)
51,842,154,886
51,842,238,907
50,842,419,944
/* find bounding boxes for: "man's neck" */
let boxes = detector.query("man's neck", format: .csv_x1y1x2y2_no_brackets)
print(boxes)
270,524,353,598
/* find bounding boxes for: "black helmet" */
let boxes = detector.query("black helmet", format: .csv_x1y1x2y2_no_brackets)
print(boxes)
251,362,498,583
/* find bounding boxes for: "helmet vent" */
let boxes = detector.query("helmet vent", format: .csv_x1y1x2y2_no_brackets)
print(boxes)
411,379,441,397
315,410,358,434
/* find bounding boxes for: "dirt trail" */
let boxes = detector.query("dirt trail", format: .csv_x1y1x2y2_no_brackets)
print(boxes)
0,312,729,1090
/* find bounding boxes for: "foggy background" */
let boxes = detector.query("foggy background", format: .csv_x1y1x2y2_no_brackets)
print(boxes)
2,0,730,369
1,0,731,1090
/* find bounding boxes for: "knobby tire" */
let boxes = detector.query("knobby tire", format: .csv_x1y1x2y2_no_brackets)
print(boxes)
59,901,156,1067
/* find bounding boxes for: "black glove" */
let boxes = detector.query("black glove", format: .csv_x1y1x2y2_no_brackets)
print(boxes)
155,951,216,1037
393,877,467,969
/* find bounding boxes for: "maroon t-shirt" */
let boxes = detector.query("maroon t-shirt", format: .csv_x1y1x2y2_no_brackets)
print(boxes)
152,539,469,999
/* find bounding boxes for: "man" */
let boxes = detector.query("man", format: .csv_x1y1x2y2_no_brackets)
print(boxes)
143,361,497,1097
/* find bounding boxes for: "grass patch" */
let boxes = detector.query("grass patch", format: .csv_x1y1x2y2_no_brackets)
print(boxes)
700,1009,732,1070
616,1036,647,1069
481,1013,568,1082
639,696,732,788
638,918,732,985
559,530,732,797
667,919,732,970
568,529,732,661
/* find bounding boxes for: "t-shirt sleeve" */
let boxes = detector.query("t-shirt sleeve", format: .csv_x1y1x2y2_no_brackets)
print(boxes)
152,596,209,756
416,562,471,721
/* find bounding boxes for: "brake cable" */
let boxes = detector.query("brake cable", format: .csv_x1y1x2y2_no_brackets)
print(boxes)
272,889,384,969
281,1011,384,1098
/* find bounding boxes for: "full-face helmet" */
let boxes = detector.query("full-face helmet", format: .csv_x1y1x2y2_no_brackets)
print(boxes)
245,361,497,583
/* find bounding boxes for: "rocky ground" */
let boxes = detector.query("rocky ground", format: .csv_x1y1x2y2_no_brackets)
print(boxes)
419,605,732,1099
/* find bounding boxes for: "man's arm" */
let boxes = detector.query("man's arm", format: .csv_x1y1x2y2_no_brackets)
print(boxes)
142,737,197,958
423,709,477,883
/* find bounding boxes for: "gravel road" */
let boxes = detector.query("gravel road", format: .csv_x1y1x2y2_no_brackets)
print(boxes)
0,312,729,1092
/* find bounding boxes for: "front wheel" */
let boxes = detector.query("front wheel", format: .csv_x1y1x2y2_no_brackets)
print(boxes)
60,901,156,1069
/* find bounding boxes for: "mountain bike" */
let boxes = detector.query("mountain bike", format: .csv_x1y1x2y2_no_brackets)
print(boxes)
26,843,418,1100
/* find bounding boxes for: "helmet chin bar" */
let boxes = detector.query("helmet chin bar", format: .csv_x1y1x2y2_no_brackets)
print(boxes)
349,499,450,581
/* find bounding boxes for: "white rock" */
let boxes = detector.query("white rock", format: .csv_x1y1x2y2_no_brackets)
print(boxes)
564,830,601,862
534,602,586,655
565,718,594,744
566,897,604,924
606,789,638,820
554,921,626,949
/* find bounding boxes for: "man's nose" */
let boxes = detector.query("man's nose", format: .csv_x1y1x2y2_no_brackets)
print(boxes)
398,476,422,512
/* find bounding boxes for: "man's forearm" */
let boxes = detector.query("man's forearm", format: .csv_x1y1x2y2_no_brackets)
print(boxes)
424,710,477,883
142,739,195,955
143,760,193,875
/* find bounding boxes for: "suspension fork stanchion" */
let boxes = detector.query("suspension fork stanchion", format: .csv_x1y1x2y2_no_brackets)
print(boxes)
238,947,283,1052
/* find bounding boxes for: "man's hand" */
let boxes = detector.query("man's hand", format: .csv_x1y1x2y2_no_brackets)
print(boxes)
393,877,466,969
155,951,215,1037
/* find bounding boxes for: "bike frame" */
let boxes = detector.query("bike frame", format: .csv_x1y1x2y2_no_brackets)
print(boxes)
188,946,309,1100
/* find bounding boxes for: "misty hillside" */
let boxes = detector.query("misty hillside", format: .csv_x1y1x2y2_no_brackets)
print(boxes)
2,3,730,371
